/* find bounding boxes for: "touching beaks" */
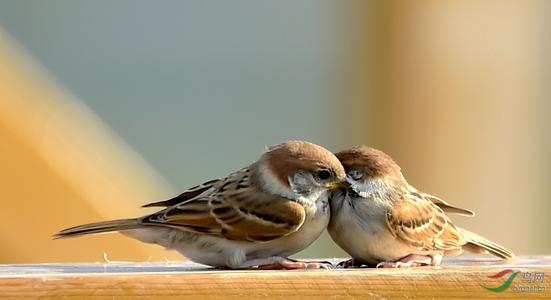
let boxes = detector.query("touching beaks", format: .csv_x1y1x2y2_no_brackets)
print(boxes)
325,178,352,190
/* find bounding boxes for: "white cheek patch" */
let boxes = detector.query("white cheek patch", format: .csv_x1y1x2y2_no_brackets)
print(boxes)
257,162,297,200
352,178,391,199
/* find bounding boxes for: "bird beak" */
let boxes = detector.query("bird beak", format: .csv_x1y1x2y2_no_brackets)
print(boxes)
325,179,351,190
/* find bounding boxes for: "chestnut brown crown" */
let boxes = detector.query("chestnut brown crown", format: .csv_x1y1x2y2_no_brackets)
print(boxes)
262,140,345,187
335,145,403,181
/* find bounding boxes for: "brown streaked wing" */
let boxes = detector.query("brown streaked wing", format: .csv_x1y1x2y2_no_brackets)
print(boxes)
141,168,306,242
209,190,306,242
141,178,221,208
385,195,465,252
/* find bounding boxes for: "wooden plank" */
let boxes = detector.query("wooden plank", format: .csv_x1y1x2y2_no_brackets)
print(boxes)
0,256,549,299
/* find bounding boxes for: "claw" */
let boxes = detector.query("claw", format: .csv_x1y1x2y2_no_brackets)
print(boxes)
376,261,415,268
337,258,366,268
286,258,334,269
375,254,439,268
316,261,335,269
239,256,332,270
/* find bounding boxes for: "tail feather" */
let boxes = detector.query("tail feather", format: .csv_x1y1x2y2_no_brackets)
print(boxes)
53,219,141,239
458,227,515,260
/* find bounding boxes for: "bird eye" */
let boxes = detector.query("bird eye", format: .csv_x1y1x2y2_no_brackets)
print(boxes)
348,169,363,180
316,169,332,181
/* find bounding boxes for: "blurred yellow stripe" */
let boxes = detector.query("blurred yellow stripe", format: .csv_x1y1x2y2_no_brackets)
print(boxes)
0,28,182,262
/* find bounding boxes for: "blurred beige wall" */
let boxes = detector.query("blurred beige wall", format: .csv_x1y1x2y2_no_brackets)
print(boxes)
344,1,550,254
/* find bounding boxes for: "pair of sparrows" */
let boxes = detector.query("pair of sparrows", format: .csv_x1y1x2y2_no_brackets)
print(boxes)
55,140,514,269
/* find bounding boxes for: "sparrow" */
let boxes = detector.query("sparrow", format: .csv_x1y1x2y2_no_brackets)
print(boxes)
55,140,346,269
328,145,514,268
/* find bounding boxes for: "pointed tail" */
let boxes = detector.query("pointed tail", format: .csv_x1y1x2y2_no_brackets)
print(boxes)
53,218,141,239
458,227,515,260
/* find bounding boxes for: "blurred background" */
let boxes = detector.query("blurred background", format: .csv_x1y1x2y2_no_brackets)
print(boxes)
0,0,549,263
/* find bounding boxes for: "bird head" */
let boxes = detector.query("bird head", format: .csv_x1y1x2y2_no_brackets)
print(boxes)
258,140,346,201
335,145,406,198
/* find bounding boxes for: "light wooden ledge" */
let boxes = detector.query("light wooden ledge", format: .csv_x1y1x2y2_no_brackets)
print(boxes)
1,256,549,299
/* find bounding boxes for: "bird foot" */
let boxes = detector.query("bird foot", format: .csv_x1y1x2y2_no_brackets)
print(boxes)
240,256,333,270
376,254,441,268
337,258,367,268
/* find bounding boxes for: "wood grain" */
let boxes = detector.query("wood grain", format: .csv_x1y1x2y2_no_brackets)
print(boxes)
1,256,549,299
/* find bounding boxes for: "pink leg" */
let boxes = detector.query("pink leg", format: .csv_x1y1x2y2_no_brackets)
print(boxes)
238,256,332,270
376,254,442,268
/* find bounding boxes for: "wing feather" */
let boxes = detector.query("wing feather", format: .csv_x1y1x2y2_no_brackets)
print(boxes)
385,192,466,252
423,193,475,217
142,179,221,208
142,167,306,242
